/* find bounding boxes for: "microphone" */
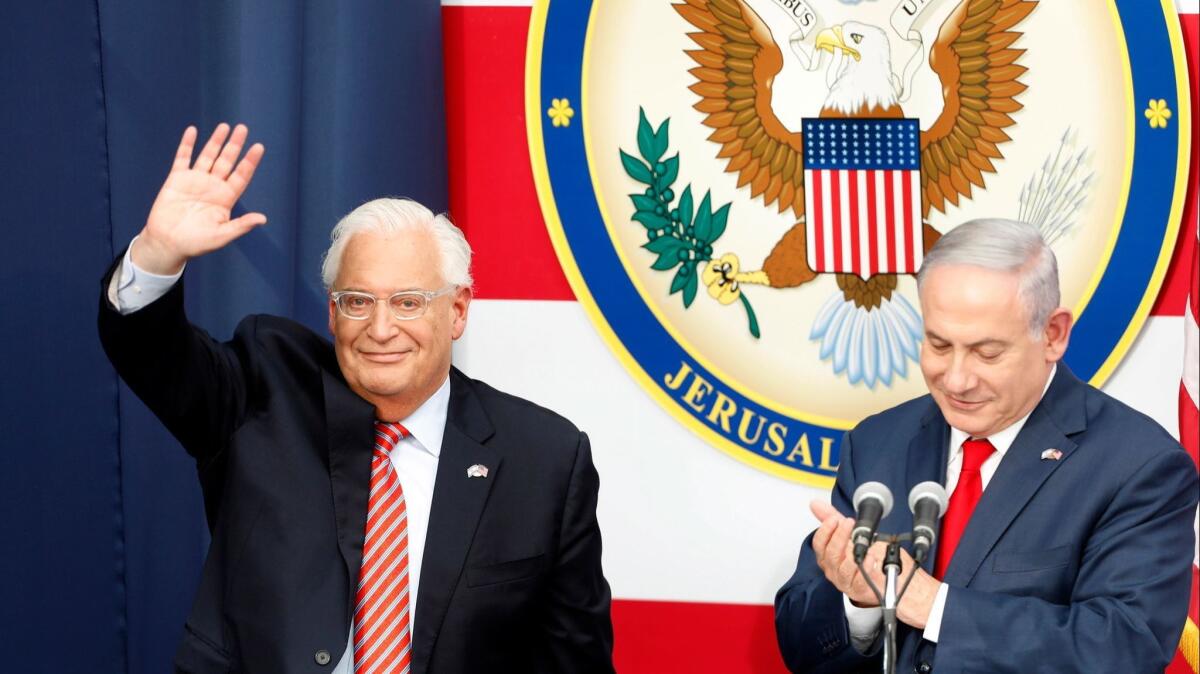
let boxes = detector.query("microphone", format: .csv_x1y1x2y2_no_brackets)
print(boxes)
851,482,894,563
908,481,949,563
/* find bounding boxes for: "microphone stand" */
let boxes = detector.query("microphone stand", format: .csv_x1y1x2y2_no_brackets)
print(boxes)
857,533,919,674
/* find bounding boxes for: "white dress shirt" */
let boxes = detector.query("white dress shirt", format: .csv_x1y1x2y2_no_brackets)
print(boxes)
107,237,184,312
111,245,448,672
843,366,1057,651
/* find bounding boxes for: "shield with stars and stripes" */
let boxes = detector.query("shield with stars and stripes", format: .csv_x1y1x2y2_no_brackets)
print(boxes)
803,118,923,279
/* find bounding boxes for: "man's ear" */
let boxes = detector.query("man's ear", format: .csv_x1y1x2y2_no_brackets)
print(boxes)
328,299,337,336
1043,307,1074,362
450,286,473,340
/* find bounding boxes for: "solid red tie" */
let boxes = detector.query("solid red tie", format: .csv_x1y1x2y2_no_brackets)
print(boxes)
353,421,413,674
933,438,996,580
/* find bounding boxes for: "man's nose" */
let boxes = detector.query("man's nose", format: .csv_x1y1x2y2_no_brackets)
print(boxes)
365,301,397,341
943,353,976,393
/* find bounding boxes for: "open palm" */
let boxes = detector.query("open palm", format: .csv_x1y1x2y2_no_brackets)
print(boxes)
136,124,266,273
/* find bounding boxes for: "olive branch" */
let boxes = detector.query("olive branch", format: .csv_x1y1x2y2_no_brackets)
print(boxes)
619,108,760,337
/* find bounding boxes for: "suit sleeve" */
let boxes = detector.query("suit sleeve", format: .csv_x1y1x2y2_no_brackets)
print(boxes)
97,253,253,468
533,431,615,673
934,446,1199,673
775,430,882,673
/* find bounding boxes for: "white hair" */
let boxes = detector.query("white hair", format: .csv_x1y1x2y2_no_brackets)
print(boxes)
916,218,1059,334
320,197,473,290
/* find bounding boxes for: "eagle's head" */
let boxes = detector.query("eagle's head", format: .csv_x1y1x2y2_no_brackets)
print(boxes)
815,21,897,116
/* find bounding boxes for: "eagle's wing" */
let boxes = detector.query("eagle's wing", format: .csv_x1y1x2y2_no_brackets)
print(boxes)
919,0,1036,217
675,0,805,217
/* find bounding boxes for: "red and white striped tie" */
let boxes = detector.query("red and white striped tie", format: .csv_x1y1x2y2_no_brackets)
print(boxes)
353,421,413,673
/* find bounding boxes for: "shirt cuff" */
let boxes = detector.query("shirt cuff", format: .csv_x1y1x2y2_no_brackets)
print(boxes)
109,236,184,314
921,582,950,643
843,594,883,652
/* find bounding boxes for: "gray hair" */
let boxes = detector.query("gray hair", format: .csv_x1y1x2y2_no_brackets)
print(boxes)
320,198,473,290
916,218,1060,334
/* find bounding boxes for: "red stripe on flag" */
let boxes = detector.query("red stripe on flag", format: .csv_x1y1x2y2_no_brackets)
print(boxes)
867,169,879,277
902,171,916,273
830,170,844,273
812,170,826,271
441,6,574,301
613,599,788,673
849,169,862,276
884,171,897,272
1152,14,1198,317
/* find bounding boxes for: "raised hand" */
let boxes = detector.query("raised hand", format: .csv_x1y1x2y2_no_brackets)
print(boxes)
132,123,266,274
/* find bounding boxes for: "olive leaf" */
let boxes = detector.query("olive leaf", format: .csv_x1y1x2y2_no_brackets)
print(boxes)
620,111,760,337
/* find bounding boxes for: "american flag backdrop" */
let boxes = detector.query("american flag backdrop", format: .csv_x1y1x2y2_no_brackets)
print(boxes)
1171,217,1199,674
803,117,923,278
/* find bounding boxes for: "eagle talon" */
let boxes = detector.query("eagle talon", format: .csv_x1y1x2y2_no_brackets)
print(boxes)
702,253,743,305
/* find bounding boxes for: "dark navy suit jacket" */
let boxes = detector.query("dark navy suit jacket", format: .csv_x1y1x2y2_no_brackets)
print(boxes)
98,265,614,674
775,365,1198,673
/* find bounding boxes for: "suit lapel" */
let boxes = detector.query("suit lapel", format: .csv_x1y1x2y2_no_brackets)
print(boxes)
412,370,498,673
907,402,950,574
322,370,378,622
941,366,1087,587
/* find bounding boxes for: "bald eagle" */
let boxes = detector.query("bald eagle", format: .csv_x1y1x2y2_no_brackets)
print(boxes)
675,0,1035,386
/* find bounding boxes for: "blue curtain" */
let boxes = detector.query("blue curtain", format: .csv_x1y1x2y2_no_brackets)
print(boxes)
0,2,447,672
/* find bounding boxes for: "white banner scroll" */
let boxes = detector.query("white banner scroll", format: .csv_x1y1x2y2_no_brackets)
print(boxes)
770,0,824,71
890,0,950,102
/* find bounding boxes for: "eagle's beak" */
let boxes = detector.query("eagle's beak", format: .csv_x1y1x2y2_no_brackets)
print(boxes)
814,26,861,61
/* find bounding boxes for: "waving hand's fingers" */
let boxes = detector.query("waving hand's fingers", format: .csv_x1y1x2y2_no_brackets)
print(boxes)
227,141,265,200
193,123,231,173
136,123,269,274
172,126,198,171
211,124,248,179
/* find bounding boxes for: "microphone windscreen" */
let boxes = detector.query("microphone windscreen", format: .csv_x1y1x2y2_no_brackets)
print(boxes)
853,481,894,517
908,481,948,516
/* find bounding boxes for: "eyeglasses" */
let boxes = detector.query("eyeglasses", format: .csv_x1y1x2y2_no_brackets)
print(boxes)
330,286,457,320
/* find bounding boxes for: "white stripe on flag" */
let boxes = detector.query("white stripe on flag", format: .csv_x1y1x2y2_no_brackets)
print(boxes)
858,170,871,278
441,0,533,6
1183,287,1199,408
821,169,835,269
457,301,1186,603
892,171,906,273
875,170,888,273
839,169,852,272
1180,283,1190,402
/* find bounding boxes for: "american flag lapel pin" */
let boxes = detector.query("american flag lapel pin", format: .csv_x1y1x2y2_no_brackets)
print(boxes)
467,464,489,479
1040,448,1063,461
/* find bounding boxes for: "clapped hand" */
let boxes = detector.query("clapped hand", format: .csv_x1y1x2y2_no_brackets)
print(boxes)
809,499,889,608
810,500,941,627
132,123,266,274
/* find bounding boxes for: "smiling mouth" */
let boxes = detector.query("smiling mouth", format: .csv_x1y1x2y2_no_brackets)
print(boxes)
360,351,410,364
945,395,986,410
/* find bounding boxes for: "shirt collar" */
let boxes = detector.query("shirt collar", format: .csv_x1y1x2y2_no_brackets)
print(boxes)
948,364,1057,458
396,374,451,458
